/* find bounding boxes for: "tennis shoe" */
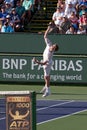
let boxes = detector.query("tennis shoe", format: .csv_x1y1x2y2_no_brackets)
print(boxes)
42,88,51,97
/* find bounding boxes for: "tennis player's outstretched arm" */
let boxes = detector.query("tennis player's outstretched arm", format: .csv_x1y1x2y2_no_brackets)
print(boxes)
44,26,50,38
44,25,53,46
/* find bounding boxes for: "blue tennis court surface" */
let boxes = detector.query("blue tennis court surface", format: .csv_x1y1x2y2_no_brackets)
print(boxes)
0,99,87,129
37,100,87,124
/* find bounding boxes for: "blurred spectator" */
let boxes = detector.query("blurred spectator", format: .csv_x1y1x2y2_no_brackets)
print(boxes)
5,2,12,14
0,6,8,29
64,2,77,18
79,0,87,7
57,0,65,12
66,25,76,34
11,8,23,31
16,1,25,18
65,0,82,8
1,21,14,32
79,11,87,29
34,0,41,11
77,24,86,34
5,14,11,23
0,0,4,6
69,11,79,30
79,4,87,17
4,0,14,7
52,6,64,26
0,0,86,33
59,16,71,34
16,0,26,25
6,14,15,29
22,0,33,22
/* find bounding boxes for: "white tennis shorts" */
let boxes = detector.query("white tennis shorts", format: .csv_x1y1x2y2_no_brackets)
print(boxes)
43,63,52,76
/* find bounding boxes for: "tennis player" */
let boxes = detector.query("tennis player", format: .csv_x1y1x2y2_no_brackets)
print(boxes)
33,27,59,97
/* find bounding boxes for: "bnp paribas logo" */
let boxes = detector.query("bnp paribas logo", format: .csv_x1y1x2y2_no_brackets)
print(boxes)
6,96,31,130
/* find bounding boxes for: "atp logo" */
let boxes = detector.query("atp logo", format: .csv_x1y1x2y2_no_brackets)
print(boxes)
9,109,29,120
6,96,31,130
9,109,29,129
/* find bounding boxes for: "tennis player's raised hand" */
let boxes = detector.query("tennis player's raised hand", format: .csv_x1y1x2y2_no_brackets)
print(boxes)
32,57,37,63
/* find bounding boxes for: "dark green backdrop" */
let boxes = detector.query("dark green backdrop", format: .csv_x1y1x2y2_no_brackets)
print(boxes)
0,34,87,54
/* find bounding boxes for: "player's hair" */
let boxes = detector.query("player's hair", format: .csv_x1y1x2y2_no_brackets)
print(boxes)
54,44,59,51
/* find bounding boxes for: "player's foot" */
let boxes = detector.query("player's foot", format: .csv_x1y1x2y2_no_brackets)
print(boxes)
42,87,51,97
40,86,46,93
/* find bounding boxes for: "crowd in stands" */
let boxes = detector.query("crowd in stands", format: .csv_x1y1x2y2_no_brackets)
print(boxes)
49,0,87,34
0,0,87,34
0,0,41,32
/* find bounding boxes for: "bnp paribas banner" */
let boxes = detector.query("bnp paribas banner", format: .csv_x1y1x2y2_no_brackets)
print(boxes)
0,54,87,83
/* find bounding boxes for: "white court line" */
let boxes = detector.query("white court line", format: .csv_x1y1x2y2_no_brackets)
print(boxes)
0,117,6,121
37,109,87,125
37,100,74,111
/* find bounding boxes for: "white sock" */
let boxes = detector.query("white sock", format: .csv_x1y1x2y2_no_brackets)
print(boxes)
46,87,50,92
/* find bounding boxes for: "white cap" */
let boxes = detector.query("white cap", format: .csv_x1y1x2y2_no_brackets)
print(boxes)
68,2,72,4
5,2,10,4
6,15,11,18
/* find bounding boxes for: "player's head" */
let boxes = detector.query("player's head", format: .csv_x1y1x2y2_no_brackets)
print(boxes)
53,44,59,51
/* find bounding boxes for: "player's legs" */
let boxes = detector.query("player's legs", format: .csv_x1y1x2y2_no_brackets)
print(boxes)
40,86,46,93
42,65,51,97
44,75,50,87
40,76,50,94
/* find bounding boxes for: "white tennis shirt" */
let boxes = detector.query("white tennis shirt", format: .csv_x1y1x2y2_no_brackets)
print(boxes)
43,37,54,65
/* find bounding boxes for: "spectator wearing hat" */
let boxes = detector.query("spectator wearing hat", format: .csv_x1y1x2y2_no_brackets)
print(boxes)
64,2,77,18
11,8,23,32
79,3,87,17
77,24,86,34
6,14,11,19
5,14,12,24
6,14,14,30
5,2,12,14
4,0,14,7
79,11,87,29
59,16,71,34
1,21,14,32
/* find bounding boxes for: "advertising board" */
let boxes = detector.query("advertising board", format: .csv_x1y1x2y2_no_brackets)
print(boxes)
0,55,87,83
